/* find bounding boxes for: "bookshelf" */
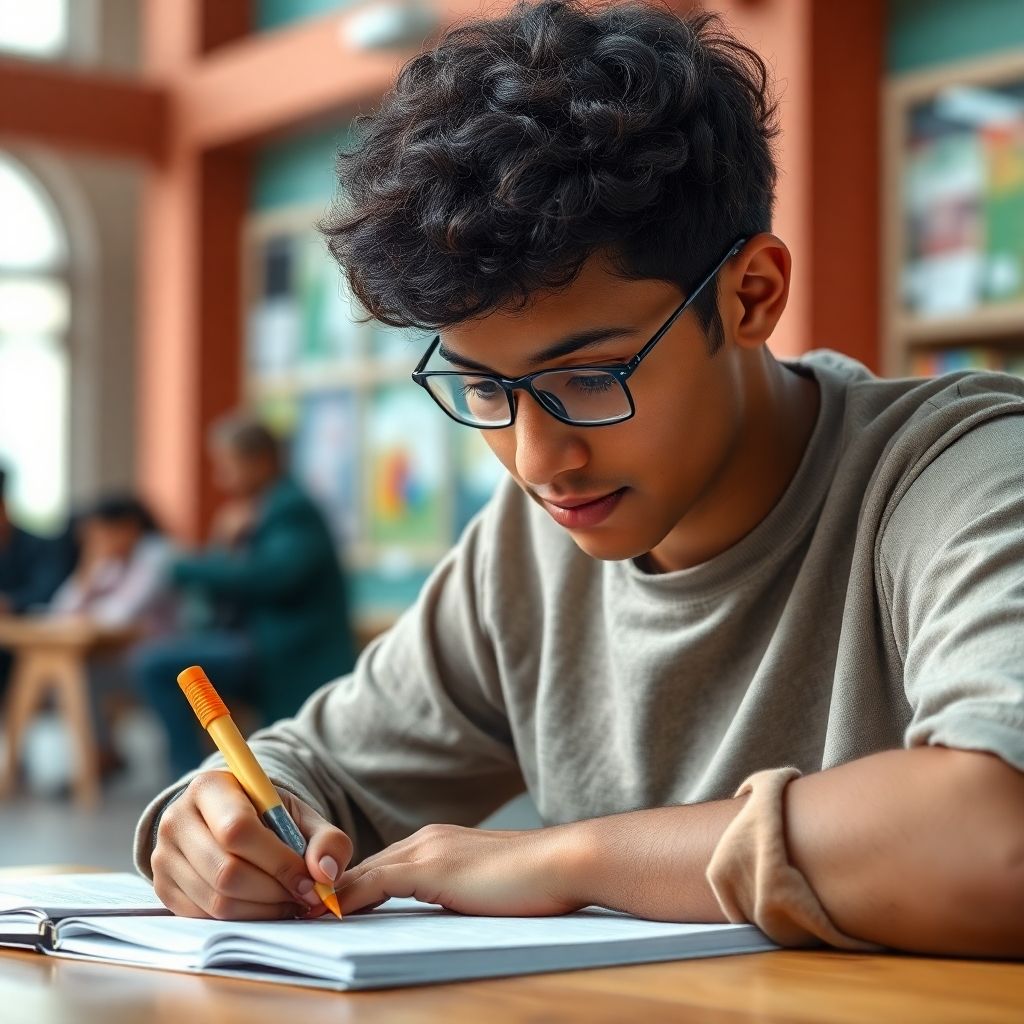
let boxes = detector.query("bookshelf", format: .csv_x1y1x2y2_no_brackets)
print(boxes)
241,203,504,636
882,48,1024,380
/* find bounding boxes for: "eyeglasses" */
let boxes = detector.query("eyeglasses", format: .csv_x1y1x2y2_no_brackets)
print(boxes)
411,237,747,430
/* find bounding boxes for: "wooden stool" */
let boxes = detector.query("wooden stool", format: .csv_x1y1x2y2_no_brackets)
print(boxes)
0,616,138,809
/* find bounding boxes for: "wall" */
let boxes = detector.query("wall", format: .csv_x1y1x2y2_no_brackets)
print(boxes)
888,0,1024,73
256,0,355,32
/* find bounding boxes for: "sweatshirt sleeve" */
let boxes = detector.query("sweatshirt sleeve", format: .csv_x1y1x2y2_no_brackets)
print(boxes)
879,412,1024,773
133,503,524,878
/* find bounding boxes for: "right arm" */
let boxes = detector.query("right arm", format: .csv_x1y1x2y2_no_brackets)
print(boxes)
135,507,525,918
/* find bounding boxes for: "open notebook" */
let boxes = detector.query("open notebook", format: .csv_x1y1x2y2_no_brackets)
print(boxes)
0,873,777,990
0,873,168,945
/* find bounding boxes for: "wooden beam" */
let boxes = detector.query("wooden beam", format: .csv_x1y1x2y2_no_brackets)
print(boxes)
0,58,168,163
809,0,883,372
176,0,515,148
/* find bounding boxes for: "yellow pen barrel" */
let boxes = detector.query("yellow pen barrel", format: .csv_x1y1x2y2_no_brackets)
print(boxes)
207,715,281,814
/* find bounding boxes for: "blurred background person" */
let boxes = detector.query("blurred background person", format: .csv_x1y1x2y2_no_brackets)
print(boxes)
132,413,356,779
0,463,79,696
49,492,176,634
47,492,177,779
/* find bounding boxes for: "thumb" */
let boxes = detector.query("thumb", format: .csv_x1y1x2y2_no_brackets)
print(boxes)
291,798,353,887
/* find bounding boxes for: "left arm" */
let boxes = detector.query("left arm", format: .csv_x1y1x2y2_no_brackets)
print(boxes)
334,745,1024,957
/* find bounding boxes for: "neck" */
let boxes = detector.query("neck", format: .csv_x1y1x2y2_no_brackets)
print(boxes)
644,353,820,573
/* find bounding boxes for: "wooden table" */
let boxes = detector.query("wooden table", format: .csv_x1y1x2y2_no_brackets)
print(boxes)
0,867,1021,1023
0,616,138,808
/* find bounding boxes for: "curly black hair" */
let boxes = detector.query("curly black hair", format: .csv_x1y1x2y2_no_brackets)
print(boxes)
319,0,779,355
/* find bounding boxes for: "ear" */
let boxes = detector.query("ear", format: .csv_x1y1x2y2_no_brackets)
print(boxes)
721,233,791,350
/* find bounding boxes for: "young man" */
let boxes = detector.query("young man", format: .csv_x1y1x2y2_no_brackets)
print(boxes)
135,0,1024,955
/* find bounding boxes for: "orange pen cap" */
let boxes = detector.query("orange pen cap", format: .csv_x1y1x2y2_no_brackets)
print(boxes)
177,665,230,730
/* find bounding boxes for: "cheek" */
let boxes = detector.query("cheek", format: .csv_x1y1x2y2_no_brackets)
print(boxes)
626,361,740,491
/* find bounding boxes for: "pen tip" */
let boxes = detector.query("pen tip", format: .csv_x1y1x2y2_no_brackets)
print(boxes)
320,888,342,919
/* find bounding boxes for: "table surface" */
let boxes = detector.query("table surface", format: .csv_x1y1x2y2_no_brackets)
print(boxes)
1,869,1021,1023
0,614,138,650
3,940,1023,1024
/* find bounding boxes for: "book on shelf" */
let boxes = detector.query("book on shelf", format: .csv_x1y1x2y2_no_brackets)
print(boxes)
909,345,1024,378
0,872,777,991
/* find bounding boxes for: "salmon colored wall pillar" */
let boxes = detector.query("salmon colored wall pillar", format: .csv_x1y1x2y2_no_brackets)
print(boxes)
138,0,249,542
710,0,882,368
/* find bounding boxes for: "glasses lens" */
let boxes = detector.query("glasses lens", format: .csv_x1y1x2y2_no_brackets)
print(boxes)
424,374,512,426
532,369,631,425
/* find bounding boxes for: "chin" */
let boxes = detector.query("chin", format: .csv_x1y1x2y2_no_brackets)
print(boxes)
566,527,660,563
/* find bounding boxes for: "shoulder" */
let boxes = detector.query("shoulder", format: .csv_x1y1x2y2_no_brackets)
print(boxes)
893,411,1024,518
881,411,1024,573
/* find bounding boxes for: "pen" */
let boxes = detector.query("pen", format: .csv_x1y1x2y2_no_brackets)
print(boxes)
176,664,342,919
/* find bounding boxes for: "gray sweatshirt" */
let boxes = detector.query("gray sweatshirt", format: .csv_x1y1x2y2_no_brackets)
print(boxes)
134,350,1024,876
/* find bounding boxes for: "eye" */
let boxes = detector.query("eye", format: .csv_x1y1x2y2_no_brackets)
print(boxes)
567,374,616,394
459,379,503,401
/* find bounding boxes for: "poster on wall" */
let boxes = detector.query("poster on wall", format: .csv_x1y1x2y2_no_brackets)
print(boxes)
290,389,361,548
365,384,447,547
903,81,1024,317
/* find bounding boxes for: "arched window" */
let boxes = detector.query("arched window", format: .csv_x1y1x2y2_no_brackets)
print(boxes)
0,0,68,58
0,153,70,533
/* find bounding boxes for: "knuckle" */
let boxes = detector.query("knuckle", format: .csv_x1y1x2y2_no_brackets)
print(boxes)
212,855,244,896
152,875,175,909
150,844,171,879
188,771,222,797
418,823,455,841
207,892,236,921
155,809,179,847
213,812,252,851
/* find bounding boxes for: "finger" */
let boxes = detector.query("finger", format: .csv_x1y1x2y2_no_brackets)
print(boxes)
336,862,435,915
185,816,312,907
289,798,354,889
172,852,303,921
190,774,315,903
154,878,208,919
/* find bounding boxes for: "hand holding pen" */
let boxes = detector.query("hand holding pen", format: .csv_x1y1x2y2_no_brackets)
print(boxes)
148,666,352,921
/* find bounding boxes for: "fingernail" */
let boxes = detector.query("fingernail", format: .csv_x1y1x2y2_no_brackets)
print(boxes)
319,855,339,881
296,878,320,905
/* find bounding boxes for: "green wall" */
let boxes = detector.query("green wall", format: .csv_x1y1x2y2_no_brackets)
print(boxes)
252,129,346,212
888,0,1024,73
256,0,353,32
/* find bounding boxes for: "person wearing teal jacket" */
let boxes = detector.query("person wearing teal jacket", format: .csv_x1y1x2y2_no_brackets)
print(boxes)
133,414,355,778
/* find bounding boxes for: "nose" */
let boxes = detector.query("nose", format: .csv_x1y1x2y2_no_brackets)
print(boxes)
512,391,589,488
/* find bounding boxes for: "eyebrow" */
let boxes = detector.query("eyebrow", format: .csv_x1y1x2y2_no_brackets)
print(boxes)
437,325,639,375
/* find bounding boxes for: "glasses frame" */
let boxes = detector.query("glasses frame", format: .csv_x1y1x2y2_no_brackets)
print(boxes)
411,236,748,429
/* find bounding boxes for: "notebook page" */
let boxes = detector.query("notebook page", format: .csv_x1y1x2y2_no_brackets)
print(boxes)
55,897,770,972
0,873,165,916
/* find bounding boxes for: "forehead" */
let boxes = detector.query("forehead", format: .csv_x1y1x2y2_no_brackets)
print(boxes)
444,251,674,346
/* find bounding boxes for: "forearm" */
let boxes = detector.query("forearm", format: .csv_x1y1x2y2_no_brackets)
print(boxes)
785,746,1024,955
567,797,743,923
568,747,1024,955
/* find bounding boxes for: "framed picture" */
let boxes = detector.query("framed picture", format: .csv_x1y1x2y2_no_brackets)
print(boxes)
364,383,448,548
290,389,361,549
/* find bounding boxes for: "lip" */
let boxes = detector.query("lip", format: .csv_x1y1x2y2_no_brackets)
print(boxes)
541,487,627,529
